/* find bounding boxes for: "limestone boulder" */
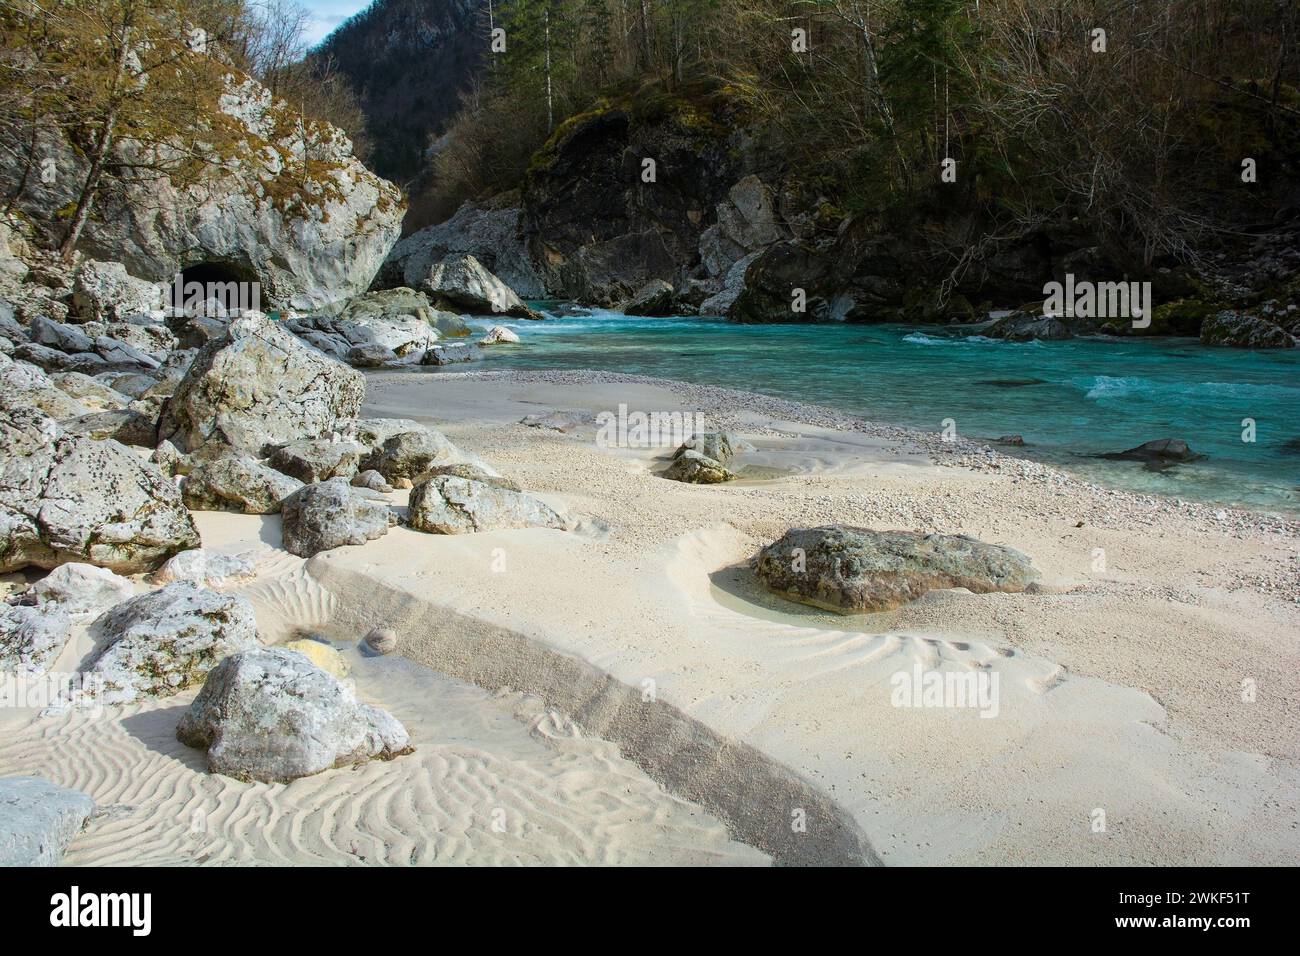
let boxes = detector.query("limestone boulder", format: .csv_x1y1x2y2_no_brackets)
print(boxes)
177,647,412,783
158,312,365,459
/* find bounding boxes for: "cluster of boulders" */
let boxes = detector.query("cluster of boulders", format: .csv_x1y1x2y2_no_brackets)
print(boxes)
0,242,572,829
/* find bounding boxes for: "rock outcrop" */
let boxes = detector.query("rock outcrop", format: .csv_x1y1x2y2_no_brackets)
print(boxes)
158,312,365,459
754,526,1039,613
280,477,391,557
1200,309,1299,348
177,647,412,783
407,475,565,534
283,288,458,366
622,279,676,316
5,68,404,310
82,582,259,705
0,777,95,866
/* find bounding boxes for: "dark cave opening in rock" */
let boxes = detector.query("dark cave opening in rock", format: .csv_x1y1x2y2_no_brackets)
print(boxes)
171,261,264,317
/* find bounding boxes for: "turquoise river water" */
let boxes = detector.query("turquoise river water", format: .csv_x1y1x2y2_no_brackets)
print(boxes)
460,304,1300,512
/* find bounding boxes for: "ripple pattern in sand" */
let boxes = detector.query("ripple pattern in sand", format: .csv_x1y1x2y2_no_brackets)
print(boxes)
0,660,767,867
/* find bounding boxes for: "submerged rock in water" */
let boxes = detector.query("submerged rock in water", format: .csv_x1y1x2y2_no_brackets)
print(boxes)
663,449,736,484
0,776,95,866
177,647,412,783
81,582,259,705
622,279,677,316
1100,438,1202,467
364,626,398,656
407,475,565,535
421,342,482,365
755,526,1039,613
980,311,1073,342
280,477,391,557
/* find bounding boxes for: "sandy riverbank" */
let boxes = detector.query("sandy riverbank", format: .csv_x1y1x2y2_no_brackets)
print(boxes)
3,369,1297,865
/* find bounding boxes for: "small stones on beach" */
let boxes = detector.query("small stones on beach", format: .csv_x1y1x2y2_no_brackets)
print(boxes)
364,626,398,655
0,776,95,866
754,525,1040,613
176,647,412,783
663,449,737,484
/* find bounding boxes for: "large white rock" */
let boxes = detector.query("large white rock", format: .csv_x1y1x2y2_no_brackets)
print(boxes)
0,776,95,866
379,199,545,298
151,549,257,589
407,475,566,535
0,414,200,574
158,312,365,459
280,477,391,557
6,72,404,310
33,563,134,622
181,456,303,514
81,582,259,705
0,604,72,677
177,647,412,783
419,253,538,318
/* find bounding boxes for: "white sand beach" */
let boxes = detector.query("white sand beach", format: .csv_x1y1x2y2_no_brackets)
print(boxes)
2,369,1297,866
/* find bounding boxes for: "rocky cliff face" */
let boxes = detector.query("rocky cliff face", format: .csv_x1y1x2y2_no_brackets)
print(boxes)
4,73,404,311
519,95,748,306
